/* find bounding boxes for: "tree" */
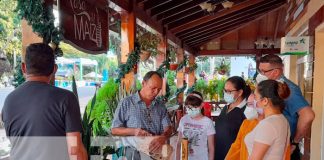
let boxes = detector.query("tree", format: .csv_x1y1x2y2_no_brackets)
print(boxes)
0,0,21,78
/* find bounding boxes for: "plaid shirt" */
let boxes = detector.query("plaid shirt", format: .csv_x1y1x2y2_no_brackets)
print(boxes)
112,92,171,135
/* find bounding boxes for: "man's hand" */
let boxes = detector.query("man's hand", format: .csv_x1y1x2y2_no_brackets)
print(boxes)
134,128,152,136
149,136,167,154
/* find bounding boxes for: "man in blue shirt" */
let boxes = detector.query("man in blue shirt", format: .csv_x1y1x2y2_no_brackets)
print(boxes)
256,54,315,159
111,71,172,159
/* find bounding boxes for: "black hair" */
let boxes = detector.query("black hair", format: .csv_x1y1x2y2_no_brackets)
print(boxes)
143,71,162,81
226,76,251,100
185,91,203,107
260,54,283,66
257,80,290,112
25,43,54,76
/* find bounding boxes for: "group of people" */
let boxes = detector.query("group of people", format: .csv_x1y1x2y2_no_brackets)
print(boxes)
1,43,315,160
111,54,315,160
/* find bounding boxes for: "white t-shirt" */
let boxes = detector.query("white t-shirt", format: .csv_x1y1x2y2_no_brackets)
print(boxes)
244,114,290,160
177,115,216,160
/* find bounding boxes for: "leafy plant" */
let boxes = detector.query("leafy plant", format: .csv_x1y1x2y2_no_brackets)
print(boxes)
215,61,230,75
12,58,25,88
207,78,218,100
137,27,161,57
195,79,208,95
168,45,177,63
216,77,226,100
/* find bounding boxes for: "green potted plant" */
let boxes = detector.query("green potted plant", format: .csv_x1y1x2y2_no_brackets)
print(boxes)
215,61,230,75
169,46,178,71
137,31,161,61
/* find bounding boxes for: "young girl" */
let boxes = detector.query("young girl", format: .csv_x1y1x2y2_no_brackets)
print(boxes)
176,91,215,160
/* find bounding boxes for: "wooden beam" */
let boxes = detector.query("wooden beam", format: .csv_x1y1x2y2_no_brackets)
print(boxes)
150,1,193,16
274,9,281,40
182,2,282,42
187,29,232,46
143,0,172,10
176,0,279,38
167,5,224,29
170,0,273,33
157,0,208,21
162,9,205,25
191,4,285,47
198,49,280,55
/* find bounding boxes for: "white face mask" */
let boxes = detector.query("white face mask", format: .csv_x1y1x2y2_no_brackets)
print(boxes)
187,107,201,117
224,92,236,104
244,105,258,120
253,99,264,115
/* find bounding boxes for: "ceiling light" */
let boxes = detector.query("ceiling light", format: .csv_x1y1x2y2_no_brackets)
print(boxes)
199,2,216,12
222,1,234,9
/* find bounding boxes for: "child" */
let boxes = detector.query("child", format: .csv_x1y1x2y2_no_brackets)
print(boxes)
176,91,215,160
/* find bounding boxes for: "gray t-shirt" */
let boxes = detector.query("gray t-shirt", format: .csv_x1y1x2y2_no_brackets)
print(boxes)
1,81,83,160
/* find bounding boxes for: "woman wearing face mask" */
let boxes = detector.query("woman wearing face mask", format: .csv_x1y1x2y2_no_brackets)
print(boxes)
176,91,215,160
226,94,290,160
244,80,290,160
214,76,251,160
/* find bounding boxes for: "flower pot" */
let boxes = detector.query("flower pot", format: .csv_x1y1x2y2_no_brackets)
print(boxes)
184,67,190,73
133,64,138,74
140,50,151,61
218,69,227,75
170,64,178,70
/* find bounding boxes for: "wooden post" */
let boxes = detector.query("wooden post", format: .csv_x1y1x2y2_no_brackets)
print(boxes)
188,54,196,87
156,29,167,95
120,9,136,92
176,47,185,104
21,19,43,62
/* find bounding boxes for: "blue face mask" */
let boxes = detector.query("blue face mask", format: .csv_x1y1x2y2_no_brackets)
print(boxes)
186,107,201,117
224,92,236,104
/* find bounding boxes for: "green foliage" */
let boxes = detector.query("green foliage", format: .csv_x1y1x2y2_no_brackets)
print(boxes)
216,78,226,99
137,26,161,57
207,78,218,100
0,0,21,59
176,55,188,71
12,58,25,88
166,70,177,96
195,79,208,95
136,79,142,90
16,0,62,56
86,79,119,136
116,42,140,83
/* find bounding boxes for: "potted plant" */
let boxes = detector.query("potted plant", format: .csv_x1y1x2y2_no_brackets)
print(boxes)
215,61,230,75
169,47,178,71
137,31,161,61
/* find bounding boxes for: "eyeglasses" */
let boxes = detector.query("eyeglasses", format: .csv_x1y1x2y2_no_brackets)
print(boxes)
223,89,238,94
258,68,280,75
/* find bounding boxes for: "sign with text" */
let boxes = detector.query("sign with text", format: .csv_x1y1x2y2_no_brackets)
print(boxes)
281,36,309,55
59,0,109,54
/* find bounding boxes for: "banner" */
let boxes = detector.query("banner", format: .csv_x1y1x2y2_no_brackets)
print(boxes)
59,0,109,54
280,36,309,55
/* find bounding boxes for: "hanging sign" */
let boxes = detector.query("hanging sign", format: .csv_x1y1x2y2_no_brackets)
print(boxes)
280,36,309,55
58,0,109,54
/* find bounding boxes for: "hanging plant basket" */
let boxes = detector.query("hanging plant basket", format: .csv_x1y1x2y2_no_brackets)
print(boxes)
218,69,227,75
170,63,179,70
140,50,151,61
